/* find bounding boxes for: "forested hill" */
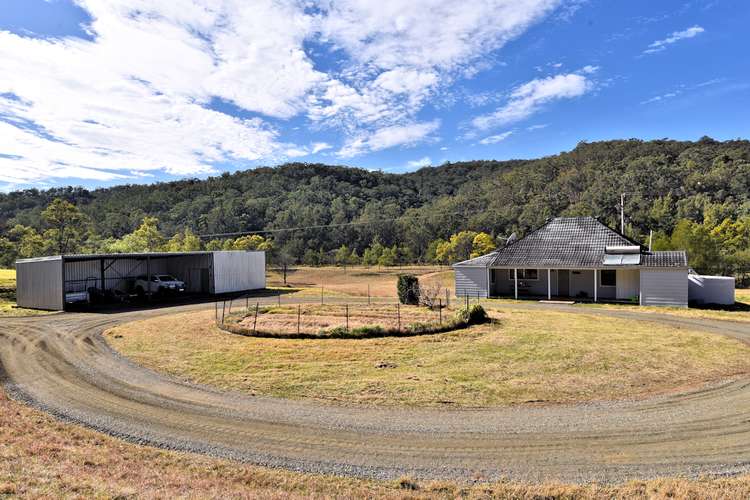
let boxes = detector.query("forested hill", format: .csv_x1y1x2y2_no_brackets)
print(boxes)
2,137,750,274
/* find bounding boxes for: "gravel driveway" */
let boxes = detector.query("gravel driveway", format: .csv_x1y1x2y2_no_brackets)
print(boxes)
1,300,750,483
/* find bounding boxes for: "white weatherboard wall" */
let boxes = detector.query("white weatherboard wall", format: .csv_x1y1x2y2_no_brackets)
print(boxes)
16,256,63,310
616,269,639,300
212,251,265,294
688,274,735,305
640,269,688,307
454,266,488,297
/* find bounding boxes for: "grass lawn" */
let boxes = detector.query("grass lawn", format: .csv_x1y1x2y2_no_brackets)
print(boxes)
267,265,453,298
106,307,750,408
5,389,750,498
0,268,47,317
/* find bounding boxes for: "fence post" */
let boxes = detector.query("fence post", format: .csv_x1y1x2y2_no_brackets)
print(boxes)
465,294,469,309
445,288,449,308
297,304,301,335
345,304,349,332
397,302,401,331
228,298,232,315
246,296,249,312
214,300,218,324
221,300,226,325
253,302,259,333
439,298,442,324
367,284,371,305
277,290,281,306
321,286,324,305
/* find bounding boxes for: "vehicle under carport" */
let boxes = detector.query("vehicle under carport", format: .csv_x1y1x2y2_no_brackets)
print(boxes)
15,251,266,311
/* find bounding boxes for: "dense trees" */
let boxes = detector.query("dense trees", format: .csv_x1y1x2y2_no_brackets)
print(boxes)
1,138,749,276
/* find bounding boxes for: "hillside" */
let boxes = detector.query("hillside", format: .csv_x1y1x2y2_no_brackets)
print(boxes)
1,137,749,273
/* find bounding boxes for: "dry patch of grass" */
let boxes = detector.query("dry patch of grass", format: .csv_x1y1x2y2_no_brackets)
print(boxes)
267,265,451,298
106,307,750,407
2,388,750,498
0,268,47,317
228,303,443,336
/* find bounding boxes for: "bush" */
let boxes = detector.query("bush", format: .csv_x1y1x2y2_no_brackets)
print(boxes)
454,304,489,325
397,274,420,305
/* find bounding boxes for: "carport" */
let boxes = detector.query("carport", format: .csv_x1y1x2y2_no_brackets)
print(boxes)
16,251,265,311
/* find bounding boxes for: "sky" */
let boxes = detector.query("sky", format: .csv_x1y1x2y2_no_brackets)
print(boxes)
0,0,749,191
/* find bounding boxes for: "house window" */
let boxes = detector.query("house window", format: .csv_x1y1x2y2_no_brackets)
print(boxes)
508,269,539,280
600,270,616,287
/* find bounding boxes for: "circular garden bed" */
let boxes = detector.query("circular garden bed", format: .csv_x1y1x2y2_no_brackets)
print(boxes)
220,303,488,339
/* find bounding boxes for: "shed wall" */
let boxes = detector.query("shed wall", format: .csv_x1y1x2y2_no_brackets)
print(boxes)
640,269,688,307
16,257,64,310
454,266,488,298
212,251,265,294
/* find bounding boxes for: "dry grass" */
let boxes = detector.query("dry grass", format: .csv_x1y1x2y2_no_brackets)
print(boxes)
106,307,750,407
267,265,452,298
579,294,750,323
0,268,47,317
2,388,750,498
228,303,442,336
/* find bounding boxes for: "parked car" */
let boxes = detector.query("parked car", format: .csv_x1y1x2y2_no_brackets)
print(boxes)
134,274,186,297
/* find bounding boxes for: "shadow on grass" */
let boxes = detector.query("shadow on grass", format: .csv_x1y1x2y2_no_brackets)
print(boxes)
689,300,750,312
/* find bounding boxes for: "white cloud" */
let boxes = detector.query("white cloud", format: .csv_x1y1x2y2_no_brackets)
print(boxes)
311,142,333,154
643,25,704,54
479,131,513,144
640,91,681,105
0,0,570,184
406,156,432,169
527,123,548,131
338,120,440,158
472,72,593,130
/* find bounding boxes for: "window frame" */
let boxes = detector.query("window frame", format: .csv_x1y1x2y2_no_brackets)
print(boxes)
507,268,539,281
599,269,617,287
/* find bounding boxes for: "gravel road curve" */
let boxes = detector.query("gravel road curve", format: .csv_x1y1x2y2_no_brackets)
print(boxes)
2,300,750,483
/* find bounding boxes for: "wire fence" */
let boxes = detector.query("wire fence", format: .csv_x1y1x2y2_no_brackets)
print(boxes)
212,287,485,338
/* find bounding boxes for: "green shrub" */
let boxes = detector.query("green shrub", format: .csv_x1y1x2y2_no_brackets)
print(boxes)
397,274,420,305
350,325,386,337
454,304,489,325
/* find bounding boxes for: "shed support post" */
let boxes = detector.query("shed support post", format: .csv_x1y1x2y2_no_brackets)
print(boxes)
146,256,151,301
100,258,106,293
547,268,551,300
594,269,598,303
514,268,518,300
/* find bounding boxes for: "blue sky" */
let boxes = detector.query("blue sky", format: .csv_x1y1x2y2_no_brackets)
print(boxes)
0,0,748,190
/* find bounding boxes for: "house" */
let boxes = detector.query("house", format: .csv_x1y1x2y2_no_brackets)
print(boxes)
453,216,689,307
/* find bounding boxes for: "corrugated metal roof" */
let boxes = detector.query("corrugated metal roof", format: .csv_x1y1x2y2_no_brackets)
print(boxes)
16,250,263,264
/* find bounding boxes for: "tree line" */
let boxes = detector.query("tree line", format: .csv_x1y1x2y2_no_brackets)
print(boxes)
1,137,749,278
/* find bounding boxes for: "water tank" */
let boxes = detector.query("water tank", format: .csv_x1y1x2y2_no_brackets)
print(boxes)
688,274,735,305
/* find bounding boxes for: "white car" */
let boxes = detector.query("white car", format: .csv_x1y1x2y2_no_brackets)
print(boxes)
134,274,186,296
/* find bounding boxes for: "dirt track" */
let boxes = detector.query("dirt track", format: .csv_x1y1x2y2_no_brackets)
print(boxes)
2,301,750,483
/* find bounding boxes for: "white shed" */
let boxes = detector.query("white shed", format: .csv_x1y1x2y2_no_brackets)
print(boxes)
16,251,266,311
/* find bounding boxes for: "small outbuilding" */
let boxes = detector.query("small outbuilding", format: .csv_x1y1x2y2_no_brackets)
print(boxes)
16,250,266,311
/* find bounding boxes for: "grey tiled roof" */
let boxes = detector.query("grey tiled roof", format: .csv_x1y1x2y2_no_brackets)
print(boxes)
489,216,639,268
452,217,689,269
641,251,688,267
453,252,499,267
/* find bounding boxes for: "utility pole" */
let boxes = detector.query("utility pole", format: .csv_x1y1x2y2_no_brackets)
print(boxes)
620,193,625,234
